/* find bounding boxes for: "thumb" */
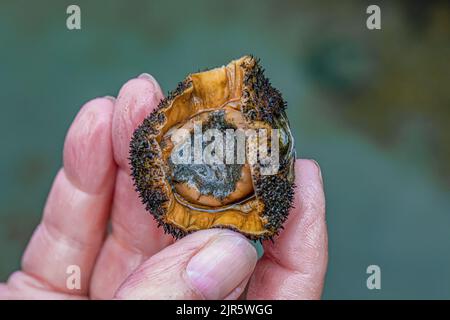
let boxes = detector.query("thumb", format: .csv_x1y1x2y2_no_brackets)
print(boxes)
114,229,258,300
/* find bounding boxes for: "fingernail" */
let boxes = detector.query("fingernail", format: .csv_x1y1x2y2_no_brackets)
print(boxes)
186,233,257,300
104,95,116,102
250,240,264,260
138,73,157,83
310,159,323,185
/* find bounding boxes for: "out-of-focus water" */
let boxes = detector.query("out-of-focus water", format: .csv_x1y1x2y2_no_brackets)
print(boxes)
0,0,449,299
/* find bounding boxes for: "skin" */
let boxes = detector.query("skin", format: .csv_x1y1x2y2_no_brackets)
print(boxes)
0,73,328,300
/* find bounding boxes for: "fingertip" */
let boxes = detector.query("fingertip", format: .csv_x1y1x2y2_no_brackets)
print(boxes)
118,76,162,99
250,240,264,260
295,159,323,186
104,95,116,103
293,159,326,223
185,232,257,299
115,229,257,300
112,76,164,170
138,72,158,84
82,96,116,109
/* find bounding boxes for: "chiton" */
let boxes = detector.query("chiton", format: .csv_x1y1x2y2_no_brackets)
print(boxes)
130,56,295,240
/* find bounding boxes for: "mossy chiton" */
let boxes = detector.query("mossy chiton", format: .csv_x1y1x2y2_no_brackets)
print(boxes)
130,56,296,240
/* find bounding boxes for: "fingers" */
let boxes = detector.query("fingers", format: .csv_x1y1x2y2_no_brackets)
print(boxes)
247,159,328,299
90,74,173,299
1,272,86,300
20,98,116,296
115,230,257,300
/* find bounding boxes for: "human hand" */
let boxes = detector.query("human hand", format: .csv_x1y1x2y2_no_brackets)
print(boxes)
0,74,328,300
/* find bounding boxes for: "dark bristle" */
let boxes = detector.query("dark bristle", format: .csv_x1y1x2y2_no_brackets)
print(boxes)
241,56,287,125
129,56,295,241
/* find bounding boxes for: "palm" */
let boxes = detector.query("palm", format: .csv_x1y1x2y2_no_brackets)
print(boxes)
0,75,327,300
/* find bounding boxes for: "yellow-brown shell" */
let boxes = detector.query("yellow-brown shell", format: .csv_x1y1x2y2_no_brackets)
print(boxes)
130,56,295,240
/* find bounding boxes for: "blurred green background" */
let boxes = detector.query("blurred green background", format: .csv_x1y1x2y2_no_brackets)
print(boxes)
0,0,449,299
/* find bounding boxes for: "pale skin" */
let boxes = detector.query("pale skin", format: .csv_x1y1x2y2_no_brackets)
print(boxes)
0,74,328,300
